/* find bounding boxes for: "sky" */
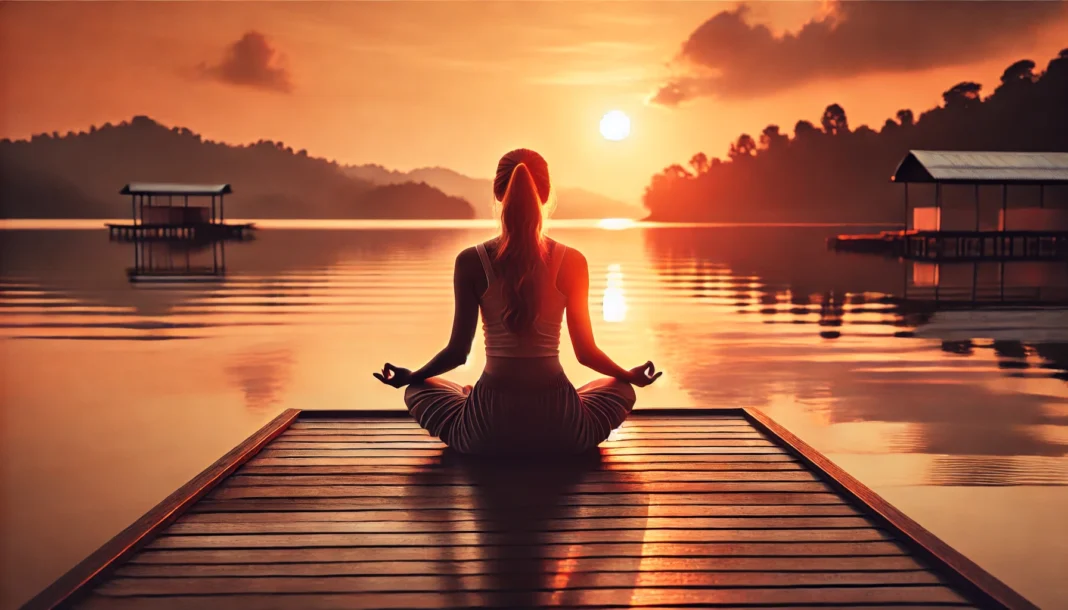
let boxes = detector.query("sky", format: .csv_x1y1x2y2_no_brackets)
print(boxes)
1,1,1067,204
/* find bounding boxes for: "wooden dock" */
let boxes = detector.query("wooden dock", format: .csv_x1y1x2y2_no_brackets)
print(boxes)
830,230,1068,261
25,408,1037,610
107,223,254,242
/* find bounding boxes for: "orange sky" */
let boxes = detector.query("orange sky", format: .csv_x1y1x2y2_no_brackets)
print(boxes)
1,1,1066,204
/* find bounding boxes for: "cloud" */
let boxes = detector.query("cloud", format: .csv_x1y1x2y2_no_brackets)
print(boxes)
198,31,293,93
651,1,1067,106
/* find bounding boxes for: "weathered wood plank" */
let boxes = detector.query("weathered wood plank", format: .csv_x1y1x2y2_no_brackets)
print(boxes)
269,439,781,449
96,570,945,596
236,461,807,474
129,541,912,565
190,492,848,511
185,503,863,520
279,431,773,440
244,454,801,467
169,515,877,535
23,409,301,610
287,422,756,432
77,586,970,608
228,469,822,484
257,446,790,457
208,481,832,498
745,408,1039,610
148,528,892,550
114,555,929,578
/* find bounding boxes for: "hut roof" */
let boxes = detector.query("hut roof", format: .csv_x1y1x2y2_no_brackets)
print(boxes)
120,183,232,196
892,151,1068,184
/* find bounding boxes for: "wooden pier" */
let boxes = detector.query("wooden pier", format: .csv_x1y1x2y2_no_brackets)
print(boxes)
25,408,1037,610
830,230,1068,261
107,222,254,243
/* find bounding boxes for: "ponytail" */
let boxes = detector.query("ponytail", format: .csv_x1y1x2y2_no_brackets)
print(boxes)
495,163,546,333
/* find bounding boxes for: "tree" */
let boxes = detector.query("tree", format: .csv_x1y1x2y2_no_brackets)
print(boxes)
793,120,818,141
664,164,692,179
896,109,914,127
1000,59,1037,86
820,104,849,135
688,152,710,175
759,125,789,151
942,81,982,108
728,134,756,160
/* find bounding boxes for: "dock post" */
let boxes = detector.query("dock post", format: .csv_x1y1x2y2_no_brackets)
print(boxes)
903,184,909,229
1001,184,1008,231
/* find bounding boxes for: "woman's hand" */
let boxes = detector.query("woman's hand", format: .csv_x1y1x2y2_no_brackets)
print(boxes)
626,361,663,387
373,363,413,388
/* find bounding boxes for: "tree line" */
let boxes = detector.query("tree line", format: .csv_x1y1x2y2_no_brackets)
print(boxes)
643,50,1068,222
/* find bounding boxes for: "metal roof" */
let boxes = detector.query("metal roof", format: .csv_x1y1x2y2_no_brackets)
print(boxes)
892,151,1068,184
120,183,232,196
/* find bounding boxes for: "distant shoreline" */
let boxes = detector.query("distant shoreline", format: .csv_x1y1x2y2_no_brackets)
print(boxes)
0,218,904,230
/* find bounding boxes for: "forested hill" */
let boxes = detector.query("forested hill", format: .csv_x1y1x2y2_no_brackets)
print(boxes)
0,116,474,219
643,50,1068,223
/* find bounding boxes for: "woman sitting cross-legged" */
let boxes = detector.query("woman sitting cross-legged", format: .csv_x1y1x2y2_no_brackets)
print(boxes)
373,148,661,455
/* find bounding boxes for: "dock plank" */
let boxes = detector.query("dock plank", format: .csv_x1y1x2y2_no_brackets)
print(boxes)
39,408,1031,610
124,541,915,564
168,515,877,534
114,555,930,577
183,503,864,520
95,571,945,596
147,528,894,549
78,586,971,609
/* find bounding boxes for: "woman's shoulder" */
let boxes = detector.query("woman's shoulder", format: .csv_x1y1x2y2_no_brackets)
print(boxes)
549,239,586,277
549,238,584,262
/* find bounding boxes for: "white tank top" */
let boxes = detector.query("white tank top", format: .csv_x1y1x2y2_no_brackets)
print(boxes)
475,240,567,358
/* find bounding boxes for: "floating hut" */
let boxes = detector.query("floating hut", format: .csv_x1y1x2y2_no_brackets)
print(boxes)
832,151,1068,260
107,183,254,242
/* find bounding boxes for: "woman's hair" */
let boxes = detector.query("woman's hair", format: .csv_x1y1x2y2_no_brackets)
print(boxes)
493,149,552,334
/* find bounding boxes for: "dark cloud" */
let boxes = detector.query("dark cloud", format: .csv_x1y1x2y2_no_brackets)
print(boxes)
198,31,293,93
652,1,1067,106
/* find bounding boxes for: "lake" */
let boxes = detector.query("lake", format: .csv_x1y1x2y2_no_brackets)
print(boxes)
1,220,1067,609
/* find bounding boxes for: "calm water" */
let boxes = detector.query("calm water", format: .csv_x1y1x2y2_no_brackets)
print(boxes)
2,220,1068,609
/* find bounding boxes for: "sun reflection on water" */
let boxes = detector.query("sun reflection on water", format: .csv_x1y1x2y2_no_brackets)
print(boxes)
603,263,627,323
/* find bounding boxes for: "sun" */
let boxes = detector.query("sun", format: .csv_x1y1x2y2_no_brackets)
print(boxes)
600,110,630,141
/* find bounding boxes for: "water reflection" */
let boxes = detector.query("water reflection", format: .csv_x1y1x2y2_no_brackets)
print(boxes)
2,223,1068,609
640,226,1068,470
602,264,627,323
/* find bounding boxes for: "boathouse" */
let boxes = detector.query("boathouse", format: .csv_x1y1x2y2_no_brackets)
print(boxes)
107,183,253,241
832,151,1068,260
894,150,1068,232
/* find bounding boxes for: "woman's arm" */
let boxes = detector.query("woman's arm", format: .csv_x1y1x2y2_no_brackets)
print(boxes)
563,250,633,381
408,249,481,384
375,249,480,388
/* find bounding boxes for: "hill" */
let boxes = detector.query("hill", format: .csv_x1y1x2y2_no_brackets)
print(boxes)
345,164,642,219
644,50,1068,222
0,116,474,219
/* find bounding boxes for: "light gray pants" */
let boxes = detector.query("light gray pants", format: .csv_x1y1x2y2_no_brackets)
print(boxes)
404,372,636,456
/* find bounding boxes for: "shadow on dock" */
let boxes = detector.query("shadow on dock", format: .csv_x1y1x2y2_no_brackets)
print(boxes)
400,449,649,607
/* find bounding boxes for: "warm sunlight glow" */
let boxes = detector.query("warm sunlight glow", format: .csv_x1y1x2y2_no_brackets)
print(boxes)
599,110,631,141
597,218,637,231
603,263,627,323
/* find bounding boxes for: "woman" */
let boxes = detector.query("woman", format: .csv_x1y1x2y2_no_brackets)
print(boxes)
374,149,661,455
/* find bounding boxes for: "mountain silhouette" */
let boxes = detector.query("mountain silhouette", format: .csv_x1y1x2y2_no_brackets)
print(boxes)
345,164,642,220
644,50,1068,222
0,116,474,219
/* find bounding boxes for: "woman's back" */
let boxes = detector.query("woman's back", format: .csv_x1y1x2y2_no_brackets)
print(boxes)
476,239,568,360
